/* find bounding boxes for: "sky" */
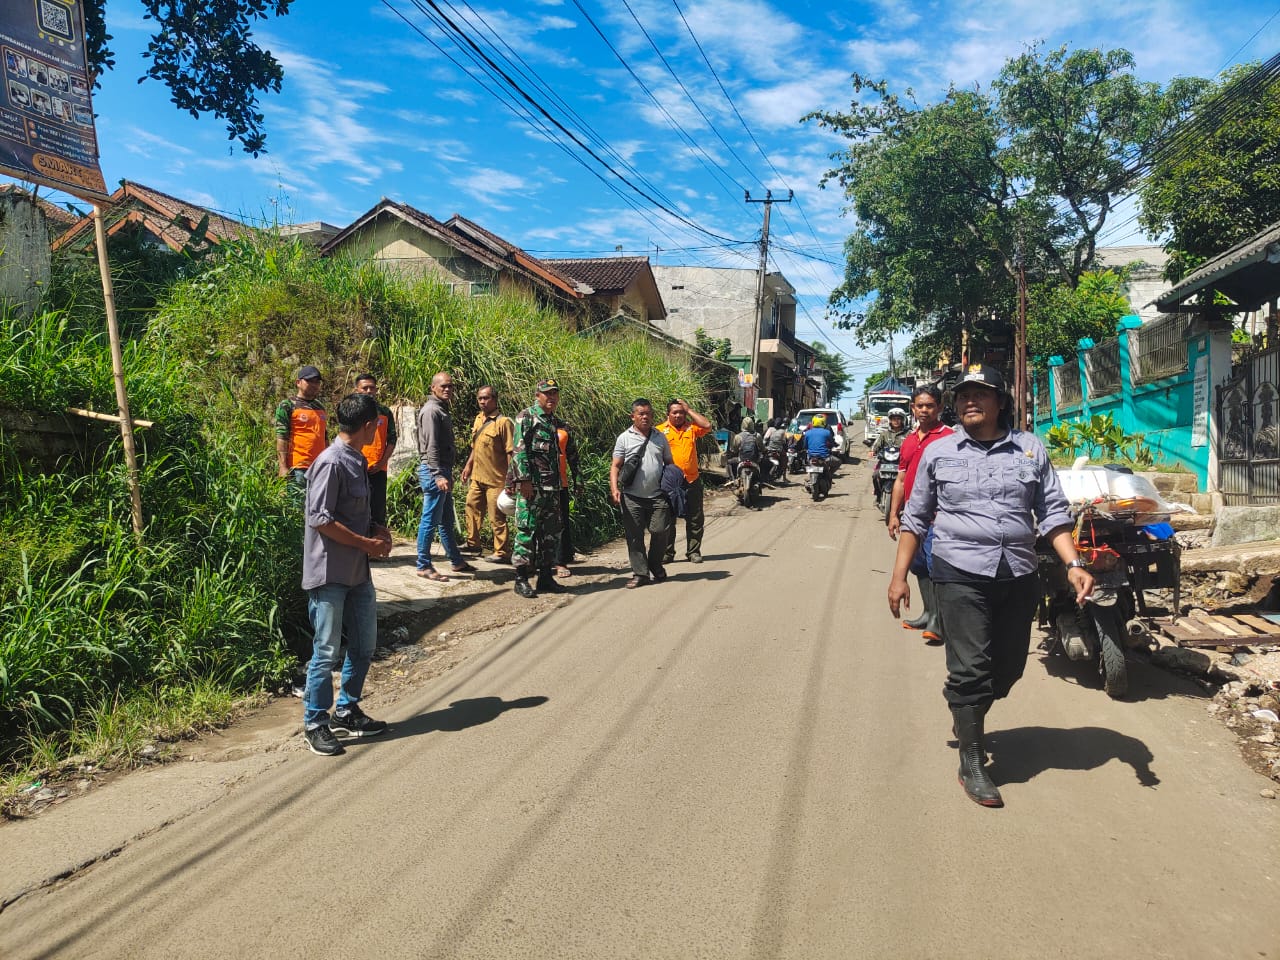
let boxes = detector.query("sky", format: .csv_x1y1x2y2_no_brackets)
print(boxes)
6,0,1280,399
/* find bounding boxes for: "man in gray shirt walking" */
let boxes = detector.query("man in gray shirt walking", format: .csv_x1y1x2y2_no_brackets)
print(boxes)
611,397,675,589
301,393,394,756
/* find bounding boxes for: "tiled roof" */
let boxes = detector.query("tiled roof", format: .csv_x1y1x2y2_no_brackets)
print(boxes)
0,183,82,230
443,214,584,296
52,180,248,252
542,257,650,293
1155,220,1280,312
323,200,583,302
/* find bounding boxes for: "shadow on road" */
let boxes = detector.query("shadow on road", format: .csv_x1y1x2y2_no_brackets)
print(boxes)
379,696,549,741
985,725,1159,787
1037,647,1210,703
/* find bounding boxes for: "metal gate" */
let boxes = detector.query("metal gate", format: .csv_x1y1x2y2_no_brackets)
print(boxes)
1216,344,1280,504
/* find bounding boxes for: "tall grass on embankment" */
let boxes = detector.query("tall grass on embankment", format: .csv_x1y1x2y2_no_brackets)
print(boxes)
2,232,713,787
0,306,298,789
152,234,710,545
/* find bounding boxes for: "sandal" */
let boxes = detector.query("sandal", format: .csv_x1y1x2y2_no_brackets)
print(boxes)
451,561,476,573
554,565,572,577
625,576,645,589
415,568,450,582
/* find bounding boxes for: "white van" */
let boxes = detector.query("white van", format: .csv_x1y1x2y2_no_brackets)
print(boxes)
793,408,850,458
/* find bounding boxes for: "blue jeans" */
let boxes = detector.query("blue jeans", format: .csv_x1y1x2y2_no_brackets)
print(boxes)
417,464,464,569
304,578,377,727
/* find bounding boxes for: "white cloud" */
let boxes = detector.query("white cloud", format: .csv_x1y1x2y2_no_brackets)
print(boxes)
451,167,529,206
845,38,924,77
439,88,479,106
742,71,851,128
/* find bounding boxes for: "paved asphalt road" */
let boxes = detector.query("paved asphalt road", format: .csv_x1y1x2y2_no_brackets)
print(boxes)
2,453,1278,959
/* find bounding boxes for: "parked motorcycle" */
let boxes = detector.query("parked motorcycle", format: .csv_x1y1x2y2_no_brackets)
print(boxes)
804,455,832,501
1037,465,1181,699
872,445,901,523
736,457,762,509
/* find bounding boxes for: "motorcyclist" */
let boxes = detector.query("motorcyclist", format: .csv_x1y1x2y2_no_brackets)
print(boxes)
802,414,836,477
763,417,788,480
727,424,764,479
871,408,910,458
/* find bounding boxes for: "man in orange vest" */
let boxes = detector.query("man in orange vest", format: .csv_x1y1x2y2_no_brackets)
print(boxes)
354,373,397,527
276,365,328,505
658,398,712,564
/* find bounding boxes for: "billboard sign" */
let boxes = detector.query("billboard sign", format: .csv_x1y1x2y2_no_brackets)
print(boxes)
0,0,107,200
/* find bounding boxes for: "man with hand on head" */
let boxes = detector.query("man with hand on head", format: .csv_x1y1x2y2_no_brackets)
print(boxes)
300,392,393,757
658,398,712,565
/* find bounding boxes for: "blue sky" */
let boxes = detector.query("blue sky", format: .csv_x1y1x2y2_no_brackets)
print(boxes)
7,0,1280,397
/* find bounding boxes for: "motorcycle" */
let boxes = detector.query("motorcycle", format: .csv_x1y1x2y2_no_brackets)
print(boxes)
764,448,787,483
736,457,762,509
872,445,901,523
787,442,806,475
1037,465,1181,699
804,455,832,501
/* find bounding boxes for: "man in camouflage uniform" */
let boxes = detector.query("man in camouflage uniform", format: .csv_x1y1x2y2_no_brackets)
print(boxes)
510,378,566,598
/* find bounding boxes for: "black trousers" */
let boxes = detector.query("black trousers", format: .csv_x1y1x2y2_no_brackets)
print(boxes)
935,571,1040,708
369,469,388,527
620,493,671,578
663,476,704,562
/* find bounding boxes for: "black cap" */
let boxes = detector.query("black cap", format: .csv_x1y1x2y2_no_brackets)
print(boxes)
295,365,323,382
957,364,1005,392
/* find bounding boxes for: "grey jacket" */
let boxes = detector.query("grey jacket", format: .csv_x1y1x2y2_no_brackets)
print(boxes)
417,396,456,481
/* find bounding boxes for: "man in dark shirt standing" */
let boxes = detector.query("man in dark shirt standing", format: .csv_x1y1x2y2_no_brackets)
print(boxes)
415,372,475,581
353,373,397,527
301,393,393,757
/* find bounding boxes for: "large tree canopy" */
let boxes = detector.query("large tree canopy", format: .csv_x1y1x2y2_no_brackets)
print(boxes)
84,0,293,155
804,45,1200,356
1138,61,1280,282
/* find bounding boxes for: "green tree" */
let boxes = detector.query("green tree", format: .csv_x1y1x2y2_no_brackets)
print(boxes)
1138,61,1280,282
1027,269,1132,362
85,1,293,155
804,45,1200,351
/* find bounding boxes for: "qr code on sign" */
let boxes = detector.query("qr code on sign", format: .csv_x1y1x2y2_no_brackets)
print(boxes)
38,1,74,41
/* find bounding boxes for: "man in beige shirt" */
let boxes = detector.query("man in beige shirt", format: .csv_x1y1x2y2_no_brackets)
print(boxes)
460,385,516,562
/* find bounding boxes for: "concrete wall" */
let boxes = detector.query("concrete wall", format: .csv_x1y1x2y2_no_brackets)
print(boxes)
650,265,757,353
332,218,498,291
0,193,52,316
1036,314,1233,491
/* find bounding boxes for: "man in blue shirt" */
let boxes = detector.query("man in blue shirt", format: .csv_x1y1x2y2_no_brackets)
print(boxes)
802,415,836,459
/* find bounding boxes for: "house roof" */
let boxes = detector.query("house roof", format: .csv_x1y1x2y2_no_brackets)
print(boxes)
542,256,652,294
52,180,248,253
0,183,82,232
323,200,582,302
442,214,585,297
1155,219,1280,312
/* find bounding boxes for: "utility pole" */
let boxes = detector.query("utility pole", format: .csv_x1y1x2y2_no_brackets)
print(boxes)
745,189,792,414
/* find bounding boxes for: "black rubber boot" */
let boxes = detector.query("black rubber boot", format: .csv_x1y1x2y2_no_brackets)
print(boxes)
536,567,567,594
951,705,1002,808
903,575,931,629
513,570,537,598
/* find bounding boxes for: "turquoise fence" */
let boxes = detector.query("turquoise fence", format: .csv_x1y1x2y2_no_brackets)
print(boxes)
1033,313,1232,491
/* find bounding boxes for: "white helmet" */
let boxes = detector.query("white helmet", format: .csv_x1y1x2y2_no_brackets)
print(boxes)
497,488,517,516
888,407,907,419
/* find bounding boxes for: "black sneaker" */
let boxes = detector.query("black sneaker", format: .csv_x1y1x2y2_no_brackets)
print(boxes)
304,724,345,756
330,704,389,738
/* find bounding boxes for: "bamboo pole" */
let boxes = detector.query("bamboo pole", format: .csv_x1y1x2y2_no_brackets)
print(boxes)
66,407,155,429
92,204,145,538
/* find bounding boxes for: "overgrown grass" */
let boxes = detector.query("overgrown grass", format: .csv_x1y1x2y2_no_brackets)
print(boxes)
1,231,714,780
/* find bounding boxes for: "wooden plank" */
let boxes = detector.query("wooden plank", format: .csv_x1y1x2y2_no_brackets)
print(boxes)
1158,620,1217,643
1186,610,1246,637
1176,637,1257,649
1231,613,1280,636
